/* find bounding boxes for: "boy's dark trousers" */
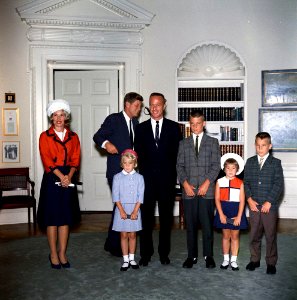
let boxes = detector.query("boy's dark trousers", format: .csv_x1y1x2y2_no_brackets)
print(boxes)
184,196,215,258
249,209,278,266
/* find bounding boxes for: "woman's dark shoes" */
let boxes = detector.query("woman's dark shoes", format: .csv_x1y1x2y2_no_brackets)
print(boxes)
58,255,71,268
120,261,130,271
129,260,139,270
49,255,61,270
60,260,71,268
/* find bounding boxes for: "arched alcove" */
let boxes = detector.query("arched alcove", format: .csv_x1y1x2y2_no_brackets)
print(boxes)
177,43,245,78
176,42,247,164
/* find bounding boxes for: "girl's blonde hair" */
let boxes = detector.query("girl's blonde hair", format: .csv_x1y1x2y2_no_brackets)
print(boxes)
120,151,138,168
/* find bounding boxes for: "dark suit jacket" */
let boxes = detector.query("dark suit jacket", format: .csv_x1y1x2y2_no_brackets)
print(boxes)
93,111,138,180
176,133,221,199
244,154,284,211
134,118,182,192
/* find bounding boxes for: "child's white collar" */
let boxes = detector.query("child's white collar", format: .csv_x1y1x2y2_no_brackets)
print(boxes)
122,170,136,175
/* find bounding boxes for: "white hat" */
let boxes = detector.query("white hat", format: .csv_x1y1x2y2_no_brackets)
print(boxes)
47,99,71,117
221,153,244,175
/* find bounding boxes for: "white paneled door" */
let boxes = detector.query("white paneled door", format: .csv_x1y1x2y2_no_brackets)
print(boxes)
54,70,119,211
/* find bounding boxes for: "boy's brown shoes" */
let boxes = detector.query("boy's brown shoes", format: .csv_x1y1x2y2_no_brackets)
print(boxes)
246,261,260,271
266,265,276,274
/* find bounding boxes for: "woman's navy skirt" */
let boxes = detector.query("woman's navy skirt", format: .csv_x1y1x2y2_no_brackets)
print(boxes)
37,166,81,229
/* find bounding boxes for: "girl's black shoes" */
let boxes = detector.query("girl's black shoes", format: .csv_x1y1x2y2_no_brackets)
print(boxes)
120,261,130,271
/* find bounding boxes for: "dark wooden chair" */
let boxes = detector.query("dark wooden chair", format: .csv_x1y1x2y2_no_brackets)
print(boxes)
0,167,37,230
175,184,184,227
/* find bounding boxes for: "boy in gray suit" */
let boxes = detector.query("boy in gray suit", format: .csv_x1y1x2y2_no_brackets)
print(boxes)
176,110,221,268
245,132,284,275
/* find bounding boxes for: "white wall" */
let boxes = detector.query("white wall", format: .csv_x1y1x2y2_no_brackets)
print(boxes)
134,0,297,157
0,0,296,223
0,0,32,224
0,0,31,169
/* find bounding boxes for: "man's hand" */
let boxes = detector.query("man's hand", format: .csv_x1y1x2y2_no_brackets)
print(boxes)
105,142,118,154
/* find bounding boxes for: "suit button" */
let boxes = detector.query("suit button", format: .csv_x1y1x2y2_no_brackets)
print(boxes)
259,181,261,185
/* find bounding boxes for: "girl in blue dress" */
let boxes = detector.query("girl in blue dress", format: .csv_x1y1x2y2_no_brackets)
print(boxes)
112,149,144,271
214,153,248,271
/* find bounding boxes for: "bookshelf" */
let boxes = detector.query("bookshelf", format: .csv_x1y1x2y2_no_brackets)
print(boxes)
177,78,245,158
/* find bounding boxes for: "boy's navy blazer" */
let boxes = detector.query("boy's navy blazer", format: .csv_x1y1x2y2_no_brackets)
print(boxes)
93,111,138,179
134,118,182,188
244,154,284,211
176,133,221,199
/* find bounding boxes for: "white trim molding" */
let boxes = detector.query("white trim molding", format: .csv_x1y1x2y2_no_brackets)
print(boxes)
17,0,155,45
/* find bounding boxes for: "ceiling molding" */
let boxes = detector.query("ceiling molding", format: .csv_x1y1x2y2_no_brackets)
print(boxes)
17,0,155,33
27,27,143,45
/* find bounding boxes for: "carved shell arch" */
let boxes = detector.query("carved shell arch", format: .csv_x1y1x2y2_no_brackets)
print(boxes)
177,43,245,78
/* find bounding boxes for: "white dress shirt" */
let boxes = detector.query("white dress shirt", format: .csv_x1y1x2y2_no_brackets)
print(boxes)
151,118,163,137
192,131,204,152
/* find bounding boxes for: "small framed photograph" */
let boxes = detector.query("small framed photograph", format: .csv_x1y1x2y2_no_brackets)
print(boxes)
5,93,16,103
259,108,297,151
262,69,297,106
2,108,19,136
2,141,20,163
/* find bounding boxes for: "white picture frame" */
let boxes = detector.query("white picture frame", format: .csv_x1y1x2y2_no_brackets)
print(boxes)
2,141,20,163
2,108,19,136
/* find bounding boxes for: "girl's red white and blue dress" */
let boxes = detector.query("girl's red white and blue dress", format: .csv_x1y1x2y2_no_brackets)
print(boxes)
214,176,248,230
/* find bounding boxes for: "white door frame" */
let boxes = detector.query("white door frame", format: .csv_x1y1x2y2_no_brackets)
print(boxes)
30,46,143,202
48,62,125,105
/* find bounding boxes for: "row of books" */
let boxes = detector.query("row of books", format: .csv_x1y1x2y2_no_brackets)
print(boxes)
179,123,191,138
220,126,244,142
220,144,244,157
178,124,244,157
178,107,244,122
178,87,242,102
179,123,244,143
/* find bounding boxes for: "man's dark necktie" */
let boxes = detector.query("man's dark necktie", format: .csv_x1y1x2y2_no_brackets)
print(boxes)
129,119,134,148
155,120,160,146
195,135,199,157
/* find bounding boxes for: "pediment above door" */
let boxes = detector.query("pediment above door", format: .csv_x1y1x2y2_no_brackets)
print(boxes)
17,0,154,45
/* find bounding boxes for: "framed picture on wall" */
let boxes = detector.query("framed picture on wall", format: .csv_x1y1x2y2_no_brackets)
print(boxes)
5,93,16,103
259,108,297,151
262,69,297,106
2,108,19,136
2,141,20,163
